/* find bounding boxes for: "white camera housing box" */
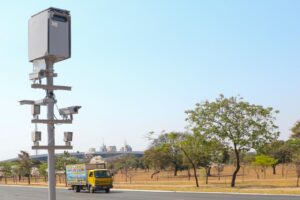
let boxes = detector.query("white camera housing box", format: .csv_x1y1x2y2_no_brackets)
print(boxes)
32,105,41,115
32,131,42,142
28,7,71,62
64,132,73,142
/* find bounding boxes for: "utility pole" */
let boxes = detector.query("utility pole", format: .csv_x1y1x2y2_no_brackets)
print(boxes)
20,8,80,200
46,60,56,200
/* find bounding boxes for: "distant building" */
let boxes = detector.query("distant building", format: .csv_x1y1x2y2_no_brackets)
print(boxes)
88,148,96,154
107,146,117,153
120,144,132,152
100,144,107,152
90,155,106,164
1,151,145,163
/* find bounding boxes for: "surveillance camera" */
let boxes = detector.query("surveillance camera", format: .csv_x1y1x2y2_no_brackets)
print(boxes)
59,106,81,119
59,106,81,115
29,69,47,80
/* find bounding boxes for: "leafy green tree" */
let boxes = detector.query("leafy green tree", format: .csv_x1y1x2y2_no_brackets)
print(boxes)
276,143,294,177
0,162,12,184
253,155,278,179
288,131,300,187
18,151,32,184
147,132,185,176
143,146,172,179
209,139,229,180
186,95,279,187
38,162,48,182
55,151,78,171
285,138,300,186
165,132,185,176
241,152,256,164
291,121,300,139
114,154,137,183
240,152,256,180
55,151,78,186
178,134,200,187
11,164,21,183
133,157,145,171
256,140,286,175
178,133,215,187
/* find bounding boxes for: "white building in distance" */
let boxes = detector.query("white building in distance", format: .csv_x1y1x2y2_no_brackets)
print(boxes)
107,146,117,153
120,144,133,152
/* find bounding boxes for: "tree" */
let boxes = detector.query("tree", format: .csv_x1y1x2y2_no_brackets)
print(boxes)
55,151,78,186
0,162,12,184
11,164,21,183
133,157,145,171
209,140,229,180
256,140,285,175
143,146,171,179
18,151,32,184
178,133,215,187
240,152,256,181
147,132,185,176
114,154,137,183
38,163,48,182
166,132,185,176
276,143,294,177
252,155,278,179
285,138,300,187
291,121,300,139
186,95,279,187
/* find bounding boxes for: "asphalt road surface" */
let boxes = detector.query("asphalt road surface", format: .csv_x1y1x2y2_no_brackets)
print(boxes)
0,185,299,200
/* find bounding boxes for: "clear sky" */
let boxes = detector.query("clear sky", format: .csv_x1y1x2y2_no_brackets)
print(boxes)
0,0,300,160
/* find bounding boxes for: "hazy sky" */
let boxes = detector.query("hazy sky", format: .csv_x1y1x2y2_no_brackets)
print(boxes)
1,0,300,160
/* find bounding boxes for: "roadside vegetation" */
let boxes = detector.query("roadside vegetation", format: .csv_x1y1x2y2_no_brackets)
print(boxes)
1,95,300,194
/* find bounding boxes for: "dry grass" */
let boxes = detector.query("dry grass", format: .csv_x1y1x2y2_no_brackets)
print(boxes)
1,164,299,195
112,164,300,194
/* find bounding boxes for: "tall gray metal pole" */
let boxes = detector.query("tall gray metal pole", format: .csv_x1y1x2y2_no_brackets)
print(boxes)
46,60,56,200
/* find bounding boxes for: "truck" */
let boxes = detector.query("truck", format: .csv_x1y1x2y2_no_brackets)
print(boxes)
66,163,113,193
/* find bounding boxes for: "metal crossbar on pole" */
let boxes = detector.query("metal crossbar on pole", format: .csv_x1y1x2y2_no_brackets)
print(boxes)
31,84,72,91
31,119,72,124
32,145,73,150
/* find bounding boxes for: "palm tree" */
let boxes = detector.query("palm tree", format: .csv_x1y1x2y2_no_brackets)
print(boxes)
18,151,32,184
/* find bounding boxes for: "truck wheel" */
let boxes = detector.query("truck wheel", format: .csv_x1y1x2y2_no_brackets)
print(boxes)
75,186,81,193
105,188,110,193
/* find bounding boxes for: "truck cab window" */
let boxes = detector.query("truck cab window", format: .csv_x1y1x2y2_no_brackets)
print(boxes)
94,170,111,178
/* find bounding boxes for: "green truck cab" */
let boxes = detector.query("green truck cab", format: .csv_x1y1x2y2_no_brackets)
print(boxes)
66,163,113,193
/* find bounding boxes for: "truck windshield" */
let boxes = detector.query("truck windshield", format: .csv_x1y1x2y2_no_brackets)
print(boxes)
94,170,111,178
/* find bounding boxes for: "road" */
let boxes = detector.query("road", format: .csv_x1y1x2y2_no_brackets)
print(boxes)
0,185,299,200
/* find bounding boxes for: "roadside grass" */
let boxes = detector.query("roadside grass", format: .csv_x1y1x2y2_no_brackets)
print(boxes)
113,178,300,194
114,183,300,195
112,164,300,194
1,164,299,195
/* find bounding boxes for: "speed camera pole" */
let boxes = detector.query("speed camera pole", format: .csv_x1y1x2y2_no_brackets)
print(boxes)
46,61,56,200
20,8,81,200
